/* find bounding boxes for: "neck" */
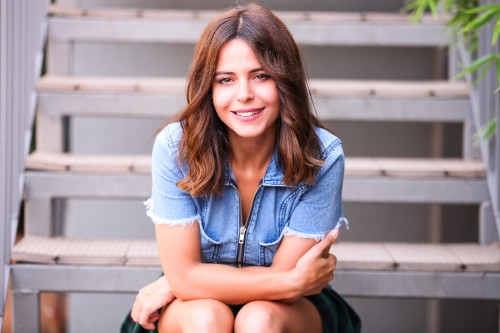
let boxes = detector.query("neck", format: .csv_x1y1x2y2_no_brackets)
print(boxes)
228,128,276,172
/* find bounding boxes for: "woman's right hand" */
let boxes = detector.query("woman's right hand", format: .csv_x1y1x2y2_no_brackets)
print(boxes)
131,275,176,330
291,229,338,297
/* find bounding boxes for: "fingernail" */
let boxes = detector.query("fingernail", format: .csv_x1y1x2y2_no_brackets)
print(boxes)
329,229,339,239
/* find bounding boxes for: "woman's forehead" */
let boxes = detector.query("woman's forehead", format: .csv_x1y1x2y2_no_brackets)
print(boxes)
215,39,262,71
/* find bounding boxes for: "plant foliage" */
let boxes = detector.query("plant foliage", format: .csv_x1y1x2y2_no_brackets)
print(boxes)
403,0,499,139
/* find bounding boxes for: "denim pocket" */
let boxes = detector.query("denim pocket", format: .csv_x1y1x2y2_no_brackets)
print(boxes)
259,233,284,266
198,222,221,263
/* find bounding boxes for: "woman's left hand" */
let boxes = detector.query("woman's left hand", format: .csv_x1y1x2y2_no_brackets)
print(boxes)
291,229,338,297
131,276,176,330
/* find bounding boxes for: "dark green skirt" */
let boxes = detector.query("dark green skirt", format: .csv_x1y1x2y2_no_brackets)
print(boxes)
121,286,361,333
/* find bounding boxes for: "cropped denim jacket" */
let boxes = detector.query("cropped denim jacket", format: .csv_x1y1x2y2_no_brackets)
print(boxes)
146,122,348,267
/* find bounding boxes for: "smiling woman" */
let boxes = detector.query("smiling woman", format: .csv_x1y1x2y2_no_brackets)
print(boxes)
121,3,360,333
212,39,280,145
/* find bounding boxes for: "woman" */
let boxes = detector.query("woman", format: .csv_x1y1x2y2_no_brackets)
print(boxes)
123,3,360,333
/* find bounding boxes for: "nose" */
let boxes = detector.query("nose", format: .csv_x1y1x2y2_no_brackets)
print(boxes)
237,80,254,102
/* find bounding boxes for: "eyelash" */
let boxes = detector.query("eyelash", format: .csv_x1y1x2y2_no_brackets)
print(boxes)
216,77,233,84
215,73,271,85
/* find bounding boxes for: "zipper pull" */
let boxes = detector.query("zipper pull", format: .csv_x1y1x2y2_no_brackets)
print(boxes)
239,226,246,244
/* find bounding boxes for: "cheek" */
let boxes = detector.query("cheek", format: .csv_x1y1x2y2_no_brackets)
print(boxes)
212,87,234,111
257,84,280,107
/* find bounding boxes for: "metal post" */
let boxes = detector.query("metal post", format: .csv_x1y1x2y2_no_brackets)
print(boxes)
12,291,40,333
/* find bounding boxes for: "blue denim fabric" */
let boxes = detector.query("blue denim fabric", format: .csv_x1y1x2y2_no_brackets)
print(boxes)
146,122,348,267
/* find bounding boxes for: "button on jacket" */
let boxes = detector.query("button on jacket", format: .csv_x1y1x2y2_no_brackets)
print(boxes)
146,122,348,267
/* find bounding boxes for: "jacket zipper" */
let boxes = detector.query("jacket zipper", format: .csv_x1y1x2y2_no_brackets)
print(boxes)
231,182,262,268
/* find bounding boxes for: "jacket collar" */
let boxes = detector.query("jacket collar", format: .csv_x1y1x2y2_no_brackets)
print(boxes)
223,149,294,187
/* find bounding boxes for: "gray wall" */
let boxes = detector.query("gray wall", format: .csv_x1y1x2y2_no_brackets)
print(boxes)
53,0,496,332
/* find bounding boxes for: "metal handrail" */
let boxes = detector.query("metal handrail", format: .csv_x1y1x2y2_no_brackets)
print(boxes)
0,0,49,326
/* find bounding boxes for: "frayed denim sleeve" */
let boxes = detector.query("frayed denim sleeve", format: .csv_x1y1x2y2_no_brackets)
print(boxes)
286,140,348,240
146,125,199,226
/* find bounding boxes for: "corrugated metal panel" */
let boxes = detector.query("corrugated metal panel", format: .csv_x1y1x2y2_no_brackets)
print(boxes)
0,0,48,323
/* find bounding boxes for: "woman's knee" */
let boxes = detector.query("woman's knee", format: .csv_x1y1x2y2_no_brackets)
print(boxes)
158,299,234,333
234,301,284,333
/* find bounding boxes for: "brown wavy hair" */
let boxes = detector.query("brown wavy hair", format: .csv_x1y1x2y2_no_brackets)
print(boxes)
173,3,324,196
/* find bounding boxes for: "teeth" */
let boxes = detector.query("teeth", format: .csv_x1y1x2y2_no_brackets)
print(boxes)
237,111,259,117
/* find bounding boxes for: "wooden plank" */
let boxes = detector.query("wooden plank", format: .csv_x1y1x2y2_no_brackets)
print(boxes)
378,158,446,178
67,155,135,173
25,152,67,171
26,152,146,173
48,6,447,24
47,9,449,46
11,236,59,264
38,76,469,98
38,76,185,94
333,242,394,270
56,239,128,265
132,155,152,173
436,159,486,178
309,80,468,98
384,243,462,271
12,236,130,266
26,153,486,180
447,244,500,272
126,240,160,266
12,237,500,272
344,158,383,177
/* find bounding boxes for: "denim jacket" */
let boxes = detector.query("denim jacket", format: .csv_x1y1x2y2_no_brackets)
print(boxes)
146,122,348,267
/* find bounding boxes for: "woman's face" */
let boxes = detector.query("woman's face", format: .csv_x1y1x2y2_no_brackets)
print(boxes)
212,39,280,143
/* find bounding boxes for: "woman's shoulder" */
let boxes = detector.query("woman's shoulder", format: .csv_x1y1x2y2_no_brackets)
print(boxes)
314,126,343,159
156,121,183,150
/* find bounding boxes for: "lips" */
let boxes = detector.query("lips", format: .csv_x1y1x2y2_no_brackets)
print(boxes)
231,107,264,118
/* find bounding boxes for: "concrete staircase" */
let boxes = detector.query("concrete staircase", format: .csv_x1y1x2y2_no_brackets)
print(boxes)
10,3,500,332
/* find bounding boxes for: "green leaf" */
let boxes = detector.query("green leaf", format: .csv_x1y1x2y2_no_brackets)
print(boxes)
496,56,500,89
482,118,497,140
460,9,498,34
464,4,500,15
428,0,439,16
493,17,500,46
454,53,496,79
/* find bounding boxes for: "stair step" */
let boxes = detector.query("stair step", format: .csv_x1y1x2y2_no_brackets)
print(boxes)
26,152,485,179
12,236,500,272
48,6,449,47
38,76,471,123
23,153,488,204
11,236,158,266
26,152,150,173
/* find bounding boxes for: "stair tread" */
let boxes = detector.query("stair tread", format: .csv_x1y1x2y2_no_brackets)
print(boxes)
25,152,485,179
47,7,450,47
38,75,469,98
12,236,500,272
48,5,448,24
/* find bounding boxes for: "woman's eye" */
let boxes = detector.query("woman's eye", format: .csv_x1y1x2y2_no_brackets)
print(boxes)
216,77,232,84
255,73,270,81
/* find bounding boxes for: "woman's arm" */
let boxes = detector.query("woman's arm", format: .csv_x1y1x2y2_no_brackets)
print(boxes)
131,275,176,330
156,222,337,304
241,231,339,301
131,228,337,328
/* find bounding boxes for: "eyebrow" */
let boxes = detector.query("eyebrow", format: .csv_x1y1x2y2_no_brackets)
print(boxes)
214,68,264,76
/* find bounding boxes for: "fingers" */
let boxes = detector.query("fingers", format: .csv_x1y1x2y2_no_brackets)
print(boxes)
132,296,158,330
138,306,158,330
315,229,339,257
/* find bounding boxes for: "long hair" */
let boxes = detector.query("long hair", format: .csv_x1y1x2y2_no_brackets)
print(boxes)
174,3,323,196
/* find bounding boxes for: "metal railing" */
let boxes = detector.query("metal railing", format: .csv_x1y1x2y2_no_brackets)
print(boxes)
0,0,48,327
458,0,500,242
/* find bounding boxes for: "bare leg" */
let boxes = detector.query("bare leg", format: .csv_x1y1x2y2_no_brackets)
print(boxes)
234,297,322,333
158,298,234,333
